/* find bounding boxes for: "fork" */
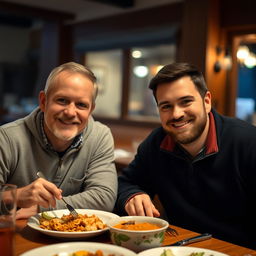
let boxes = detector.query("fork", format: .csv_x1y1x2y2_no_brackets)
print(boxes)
36,171,79,218
166,226,179,237
60,197,79,218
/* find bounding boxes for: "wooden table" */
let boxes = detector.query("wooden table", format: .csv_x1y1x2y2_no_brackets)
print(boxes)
15,219,256,256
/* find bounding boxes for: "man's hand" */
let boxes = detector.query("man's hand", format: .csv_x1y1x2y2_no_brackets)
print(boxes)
16,205,38,220
16,178,62,208
125,193,160,217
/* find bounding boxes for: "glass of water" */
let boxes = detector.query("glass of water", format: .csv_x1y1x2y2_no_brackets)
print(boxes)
0,184,17,256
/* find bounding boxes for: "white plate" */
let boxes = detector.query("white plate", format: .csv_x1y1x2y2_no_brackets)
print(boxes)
20,242,137,256
27,209,119,239
137,246,229,256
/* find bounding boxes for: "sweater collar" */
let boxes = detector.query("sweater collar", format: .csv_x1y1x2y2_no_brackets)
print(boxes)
160,111,219,155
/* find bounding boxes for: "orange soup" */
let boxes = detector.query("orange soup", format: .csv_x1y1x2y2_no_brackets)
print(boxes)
113,221,161,230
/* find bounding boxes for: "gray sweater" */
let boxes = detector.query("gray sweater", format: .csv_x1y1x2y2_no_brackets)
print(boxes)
0,108,117,212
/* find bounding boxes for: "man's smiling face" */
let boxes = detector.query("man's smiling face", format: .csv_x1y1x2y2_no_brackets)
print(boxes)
39,71,95,151
156,76,211,146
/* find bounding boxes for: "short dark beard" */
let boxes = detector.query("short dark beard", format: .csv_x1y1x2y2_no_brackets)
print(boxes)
177,117,206,144
165,109,208,145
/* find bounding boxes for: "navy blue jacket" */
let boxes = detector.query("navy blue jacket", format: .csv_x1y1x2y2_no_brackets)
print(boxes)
116,109,256,249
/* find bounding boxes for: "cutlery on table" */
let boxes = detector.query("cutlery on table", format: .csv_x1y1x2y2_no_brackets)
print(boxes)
166,226,179,237
164,233,212,246
36,171,79,218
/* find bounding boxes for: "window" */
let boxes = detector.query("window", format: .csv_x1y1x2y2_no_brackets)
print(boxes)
85,43,176,123
86,49,122,118
128,44,176,120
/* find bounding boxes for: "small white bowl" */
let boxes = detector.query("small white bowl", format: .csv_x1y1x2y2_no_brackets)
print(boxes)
107,216,169,253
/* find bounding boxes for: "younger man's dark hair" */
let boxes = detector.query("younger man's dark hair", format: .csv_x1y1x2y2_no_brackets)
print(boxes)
149,62,208,102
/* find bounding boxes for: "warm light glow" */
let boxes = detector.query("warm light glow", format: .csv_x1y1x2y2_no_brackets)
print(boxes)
237,45,249,60
132,50,142,58
244,53,256,68
133,65,148,77
156,65,164,73
150,65,164,75
237,45,256,68
223,55,232,70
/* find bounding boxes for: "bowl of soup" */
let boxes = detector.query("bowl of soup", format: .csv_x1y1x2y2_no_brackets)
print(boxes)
107,216,169,252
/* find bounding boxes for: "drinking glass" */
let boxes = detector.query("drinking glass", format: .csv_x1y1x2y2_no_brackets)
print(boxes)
0,184,17,256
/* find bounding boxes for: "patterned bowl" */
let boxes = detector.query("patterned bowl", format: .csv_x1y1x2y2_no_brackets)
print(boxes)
107,216,169,253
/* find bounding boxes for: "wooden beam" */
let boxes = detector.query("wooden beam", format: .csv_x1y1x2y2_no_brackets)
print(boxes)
87,0,134,8
74,3,183,38
0,1,75,21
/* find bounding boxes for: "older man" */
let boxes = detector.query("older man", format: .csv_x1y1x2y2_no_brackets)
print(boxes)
0,62,117,218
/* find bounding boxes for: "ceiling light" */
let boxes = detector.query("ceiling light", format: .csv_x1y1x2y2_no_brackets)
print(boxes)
237,45,249,61
132,50,142,58
133,66,148,78
244,54,256,68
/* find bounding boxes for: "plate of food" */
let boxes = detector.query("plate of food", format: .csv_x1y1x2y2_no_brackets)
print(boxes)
27,209,119,238
20,242,137,256
137,246,229,256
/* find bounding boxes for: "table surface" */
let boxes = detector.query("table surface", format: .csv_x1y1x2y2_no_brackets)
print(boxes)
15,219,256,256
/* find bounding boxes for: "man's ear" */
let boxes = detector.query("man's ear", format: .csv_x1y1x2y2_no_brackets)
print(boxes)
39,91,46,112
90,103,95,114
204,91,212,113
